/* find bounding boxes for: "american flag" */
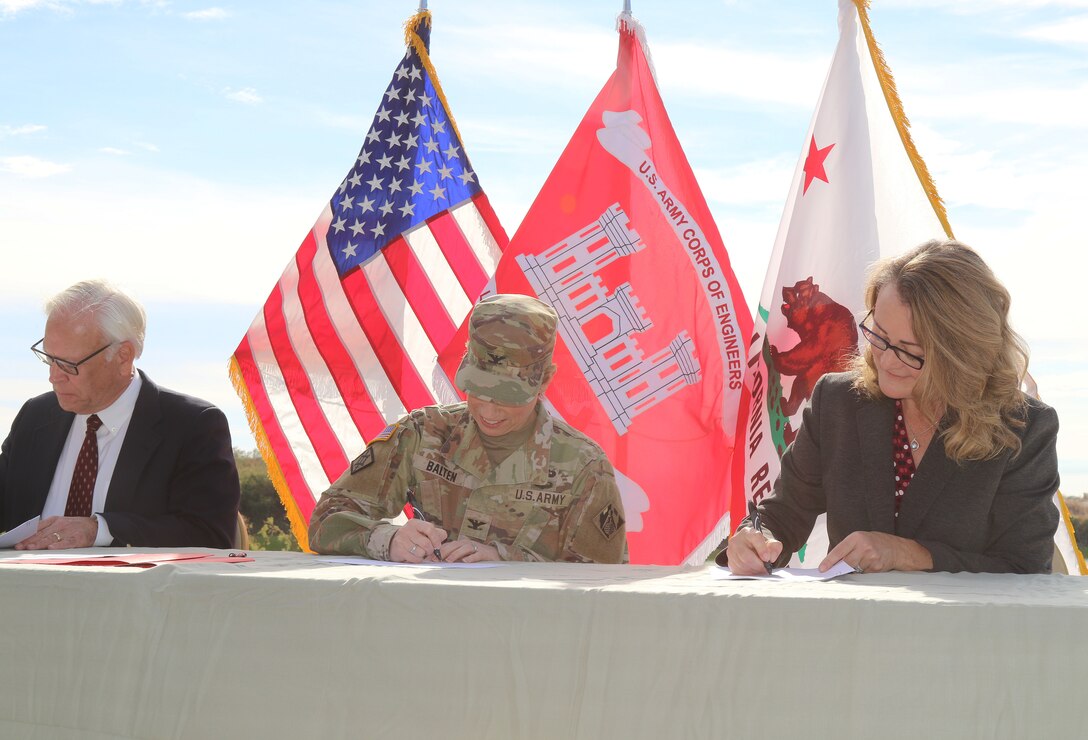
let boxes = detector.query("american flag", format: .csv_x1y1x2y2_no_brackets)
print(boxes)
230,10,507,550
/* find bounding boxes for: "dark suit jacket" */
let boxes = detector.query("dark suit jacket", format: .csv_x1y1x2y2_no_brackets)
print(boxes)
755,372,1060,574
0,370,241,548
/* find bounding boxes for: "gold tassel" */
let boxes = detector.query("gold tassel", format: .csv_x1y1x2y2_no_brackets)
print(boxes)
853,0,954,239
228,356,313,553
402,9,469,152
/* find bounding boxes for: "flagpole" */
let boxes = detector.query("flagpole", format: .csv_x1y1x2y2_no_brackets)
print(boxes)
419,0,427,9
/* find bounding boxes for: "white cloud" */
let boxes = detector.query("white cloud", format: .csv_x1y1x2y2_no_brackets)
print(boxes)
0,0,49,14
882,0,1088,10
183,7,229,21
1022,14,1088,44
0,123,46,136
0,159,321,306
653,41,826,107
135,141,159,152
0,0,124,16
694,156,798,208
911,82,1088,129
224,86,262,105
0,155,71,177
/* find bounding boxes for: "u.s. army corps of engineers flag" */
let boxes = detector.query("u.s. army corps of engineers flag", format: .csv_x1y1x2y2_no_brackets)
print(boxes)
439,14,753,565
738,0,1085,575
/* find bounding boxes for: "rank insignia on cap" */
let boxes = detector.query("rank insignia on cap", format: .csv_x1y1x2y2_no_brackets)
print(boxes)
370,423,398,443
350,447,375,474
596,503,624,540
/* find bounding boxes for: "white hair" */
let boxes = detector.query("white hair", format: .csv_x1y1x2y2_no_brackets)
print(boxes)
45,279,146,359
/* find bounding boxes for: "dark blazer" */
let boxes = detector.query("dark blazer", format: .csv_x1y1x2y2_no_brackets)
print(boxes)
0,370,240,548
755,372,1059,574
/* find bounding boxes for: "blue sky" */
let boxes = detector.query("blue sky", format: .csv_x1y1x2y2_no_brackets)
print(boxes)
2,0,1086,496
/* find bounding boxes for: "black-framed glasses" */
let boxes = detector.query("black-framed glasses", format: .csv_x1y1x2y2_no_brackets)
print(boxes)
31,338,113,376
858,314,925,370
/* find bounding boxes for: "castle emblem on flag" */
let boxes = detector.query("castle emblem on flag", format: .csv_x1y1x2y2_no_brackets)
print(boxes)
518,204,700,434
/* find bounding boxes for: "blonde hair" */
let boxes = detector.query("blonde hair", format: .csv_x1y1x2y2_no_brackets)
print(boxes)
854,239,1029,462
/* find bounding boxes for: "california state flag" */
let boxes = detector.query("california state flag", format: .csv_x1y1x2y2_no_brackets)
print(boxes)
740,0,1086,575
439,15,752,564
737,0,950,565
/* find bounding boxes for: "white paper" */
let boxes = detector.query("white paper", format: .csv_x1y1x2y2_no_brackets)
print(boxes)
712,559,859,582
0,517,41,549
318,556,500,569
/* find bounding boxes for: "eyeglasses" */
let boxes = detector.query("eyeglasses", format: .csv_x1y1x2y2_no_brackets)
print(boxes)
858,314,925,370
31,338,113,376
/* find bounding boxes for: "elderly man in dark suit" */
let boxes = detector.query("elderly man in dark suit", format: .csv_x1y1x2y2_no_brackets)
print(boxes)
0,280,240,549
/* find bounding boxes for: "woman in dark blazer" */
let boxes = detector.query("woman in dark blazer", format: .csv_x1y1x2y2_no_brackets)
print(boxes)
725,239,1059,574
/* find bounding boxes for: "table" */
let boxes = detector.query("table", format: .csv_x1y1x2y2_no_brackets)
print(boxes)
0,549,1085,739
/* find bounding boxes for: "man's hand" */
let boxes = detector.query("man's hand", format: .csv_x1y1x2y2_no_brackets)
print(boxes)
440,538,500,563
724,526,783,575
389,519,448,562
16,516,98,550
820,531,934,573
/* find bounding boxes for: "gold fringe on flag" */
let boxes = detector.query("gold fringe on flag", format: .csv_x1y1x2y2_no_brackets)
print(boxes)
403,9,470,155
228,356,313,553
1057,491,1088,574
853,0,954,239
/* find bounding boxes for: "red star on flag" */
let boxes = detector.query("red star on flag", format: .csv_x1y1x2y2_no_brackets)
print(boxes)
802,135,835,194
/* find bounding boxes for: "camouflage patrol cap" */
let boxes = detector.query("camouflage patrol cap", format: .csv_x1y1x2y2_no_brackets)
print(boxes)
455,294,558,405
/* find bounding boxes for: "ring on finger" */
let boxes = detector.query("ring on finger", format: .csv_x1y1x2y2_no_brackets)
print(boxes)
53,532,61,542
472,543,478,554
409,544,419,555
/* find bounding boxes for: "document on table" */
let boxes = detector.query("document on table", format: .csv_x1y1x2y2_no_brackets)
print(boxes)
712,559,859,582
319,556,500,569
0,517,40,548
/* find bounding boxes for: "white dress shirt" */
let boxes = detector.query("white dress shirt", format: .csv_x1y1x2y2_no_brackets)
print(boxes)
41,372,143,546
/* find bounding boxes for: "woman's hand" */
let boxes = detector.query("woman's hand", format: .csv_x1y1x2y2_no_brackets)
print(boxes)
820,531,933,573
725,526,783,575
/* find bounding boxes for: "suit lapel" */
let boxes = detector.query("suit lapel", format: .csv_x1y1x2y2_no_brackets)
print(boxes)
856,398,897,533
105,373,163,512
27,401,75,514
894,429,958,538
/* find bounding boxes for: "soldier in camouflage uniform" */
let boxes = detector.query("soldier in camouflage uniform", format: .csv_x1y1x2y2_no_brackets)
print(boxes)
308,294,628,563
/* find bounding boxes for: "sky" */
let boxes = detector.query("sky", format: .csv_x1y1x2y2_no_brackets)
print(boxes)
1,0,1086,497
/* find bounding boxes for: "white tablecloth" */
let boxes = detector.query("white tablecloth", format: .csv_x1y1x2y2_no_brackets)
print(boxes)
0,549,1085,739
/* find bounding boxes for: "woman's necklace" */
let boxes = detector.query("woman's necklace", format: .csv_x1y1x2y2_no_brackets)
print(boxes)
906,417,938,452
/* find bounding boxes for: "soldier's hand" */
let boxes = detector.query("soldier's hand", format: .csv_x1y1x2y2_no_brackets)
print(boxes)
724,526,782,575
441,538,500,563
390,519,447,563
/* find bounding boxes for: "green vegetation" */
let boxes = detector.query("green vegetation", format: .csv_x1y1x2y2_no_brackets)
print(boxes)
234,449,301,552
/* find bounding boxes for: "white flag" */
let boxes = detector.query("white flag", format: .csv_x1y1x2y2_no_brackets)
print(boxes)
737,0,948,565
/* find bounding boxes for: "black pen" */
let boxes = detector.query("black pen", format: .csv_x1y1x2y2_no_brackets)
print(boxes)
748,500,774,575
405,489,443,561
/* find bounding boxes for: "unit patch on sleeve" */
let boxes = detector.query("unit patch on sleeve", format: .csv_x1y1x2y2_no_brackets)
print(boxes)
596,503,624,540
350,447,375,474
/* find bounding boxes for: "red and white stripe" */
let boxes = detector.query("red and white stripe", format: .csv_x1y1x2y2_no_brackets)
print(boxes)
233,192,506,524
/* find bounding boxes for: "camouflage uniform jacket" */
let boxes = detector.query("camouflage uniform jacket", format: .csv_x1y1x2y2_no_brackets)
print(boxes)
308,403,628,563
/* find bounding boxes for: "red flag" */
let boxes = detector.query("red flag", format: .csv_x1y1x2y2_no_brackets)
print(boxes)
439,17,752,565
230,11,507,550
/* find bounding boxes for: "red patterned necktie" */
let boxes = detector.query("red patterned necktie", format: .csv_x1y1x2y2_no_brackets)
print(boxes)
64,414,103,517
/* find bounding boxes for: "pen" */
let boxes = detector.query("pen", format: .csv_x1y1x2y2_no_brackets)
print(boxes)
405,489,443,561
748,500,774,575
